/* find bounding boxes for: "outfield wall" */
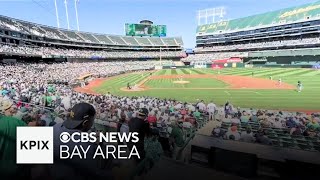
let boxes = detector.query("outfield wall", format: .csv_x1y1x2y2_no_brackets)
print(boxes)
244,55,320,68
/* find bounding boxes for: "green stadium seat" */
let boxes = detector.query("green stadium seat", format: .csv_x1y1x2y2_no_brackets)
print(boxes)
281,141,296,148
297,143,312,150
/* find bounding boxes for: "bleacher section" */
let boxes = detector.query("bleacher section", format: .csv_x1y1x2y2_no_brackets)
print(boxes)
162,38,178,46
94,34,114,44
197,1,320,35
149,38,165,46
59,30,84,42
219,121,320,151
196,1,320,54
78,32,101,43
40,26,68,40
122,36,140,46
135,37,153,46
0,15,183,49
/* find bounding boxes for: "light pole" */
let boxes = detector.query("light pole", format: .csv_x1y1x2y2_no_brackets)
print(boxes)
64,0,70,30
74,0,80,31
54,0,60,28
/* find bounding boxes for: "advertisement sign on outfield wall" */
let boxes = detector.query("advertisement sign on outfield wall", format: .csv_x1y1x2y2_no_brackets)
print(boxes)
211,64,224,69
212,57,242,64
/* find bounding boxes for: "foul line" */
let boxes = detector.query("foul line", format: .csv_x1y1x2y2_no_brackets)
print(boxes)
224,91,231,95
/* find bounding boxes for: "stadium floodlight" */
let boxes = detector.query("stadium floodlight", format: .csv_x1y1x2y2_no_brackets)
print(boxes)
74,0,80,31
64,0,70,30
197,7,226,25
54,0,60,28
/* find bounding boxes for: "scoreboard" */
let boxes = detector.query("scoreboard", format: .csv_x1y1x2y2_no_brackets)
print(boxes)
125,23,167,37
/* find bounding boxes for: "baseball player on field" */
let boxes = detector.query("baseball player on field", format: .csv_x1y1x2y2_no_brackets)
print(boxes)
278,78,282,86
297,81,303,92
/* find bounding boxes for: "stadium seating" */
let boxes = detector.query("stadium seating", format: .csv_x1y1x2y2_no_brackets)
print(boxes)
0,43,184,59
148,38,165,46
94,34,114,44
195,38,320,52
0,15,183,48
216,120,320,152
197,1,320,35
78,32,101,43
108,35,127,45
122,36,140,46
135,37,153,46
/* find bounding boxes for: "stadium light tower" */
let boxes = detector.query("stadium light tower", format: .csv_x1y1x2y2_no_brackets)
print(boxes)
74,0,80,31
197,7,226,25
54,0,60,28
64,0,70,30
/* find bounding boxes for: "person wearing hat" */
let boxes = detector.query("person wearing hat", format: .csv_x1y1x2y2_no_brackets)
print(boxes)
0,104,27,178
52,103,112,180
169,119,185,160
1,100,17,116
128,108,150,163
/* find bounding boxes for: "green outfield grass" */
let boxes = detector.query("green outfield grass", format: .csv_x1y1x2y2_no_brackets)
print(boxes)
93,68,320,111
145,78,228,88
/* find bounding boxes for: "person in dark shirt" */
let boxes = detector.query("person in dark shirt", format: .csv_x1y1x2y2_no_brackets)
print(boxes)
255,129,272,145
128,108,150,163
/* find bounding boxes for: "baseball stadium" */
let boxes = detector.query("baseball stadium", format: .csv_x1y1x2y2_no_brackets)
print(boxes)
1,0,320,180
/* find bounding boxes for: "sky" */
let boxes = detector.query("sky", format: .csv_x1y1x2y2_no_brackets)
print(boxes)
0,0,318,48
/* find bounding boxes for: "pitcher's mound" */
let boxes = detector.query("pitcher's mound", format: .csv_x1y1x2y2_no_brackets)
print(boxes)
173,81,190,84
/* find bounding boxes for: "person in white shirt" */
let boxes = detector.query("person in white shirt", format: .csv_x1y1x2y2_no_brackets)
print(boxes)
197,100,206,112
225,126,241,140
207,101,217,121
272,117,283,128
240,127,255,143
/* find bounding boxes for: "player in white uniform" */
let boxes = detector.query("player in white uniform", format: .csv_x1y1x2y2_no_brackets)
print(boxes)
297,81,303,92
278,78,282,86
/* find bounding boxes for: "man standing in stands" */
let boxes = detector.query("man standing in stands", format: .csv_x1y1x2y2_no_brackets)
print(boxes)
128,108,150,162
207,101,217,121
52,103,113,179
170,120,185,160
0,100,27,179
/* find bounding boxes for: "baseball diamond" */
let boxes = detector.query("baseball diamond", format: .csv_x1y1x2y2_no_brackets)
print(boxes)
75,68,320,112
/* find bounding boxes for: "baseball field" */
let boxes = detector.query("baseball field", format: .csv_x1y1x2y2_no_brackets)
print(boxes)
75,68,320,112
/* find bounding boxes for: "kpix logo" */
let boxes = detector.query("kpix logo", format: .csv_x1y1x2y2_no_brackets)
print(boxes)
16,127,54,164
20,140,50,150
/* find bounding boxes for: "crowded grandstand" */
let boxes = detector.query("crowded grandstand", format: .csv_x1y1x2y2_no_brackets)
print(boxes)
0,15,184,61
183,1,320,68
1,1,320,180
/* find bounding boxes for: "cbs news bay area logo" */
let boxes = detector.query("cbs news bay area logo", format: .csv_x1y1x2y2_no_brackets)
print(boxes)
17,127,140,164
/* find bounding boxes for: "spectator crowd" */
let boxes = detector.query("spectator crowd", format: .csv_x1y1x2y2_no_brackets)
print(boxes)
195,37,320,52
0,60,319,179
0,43,183,59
